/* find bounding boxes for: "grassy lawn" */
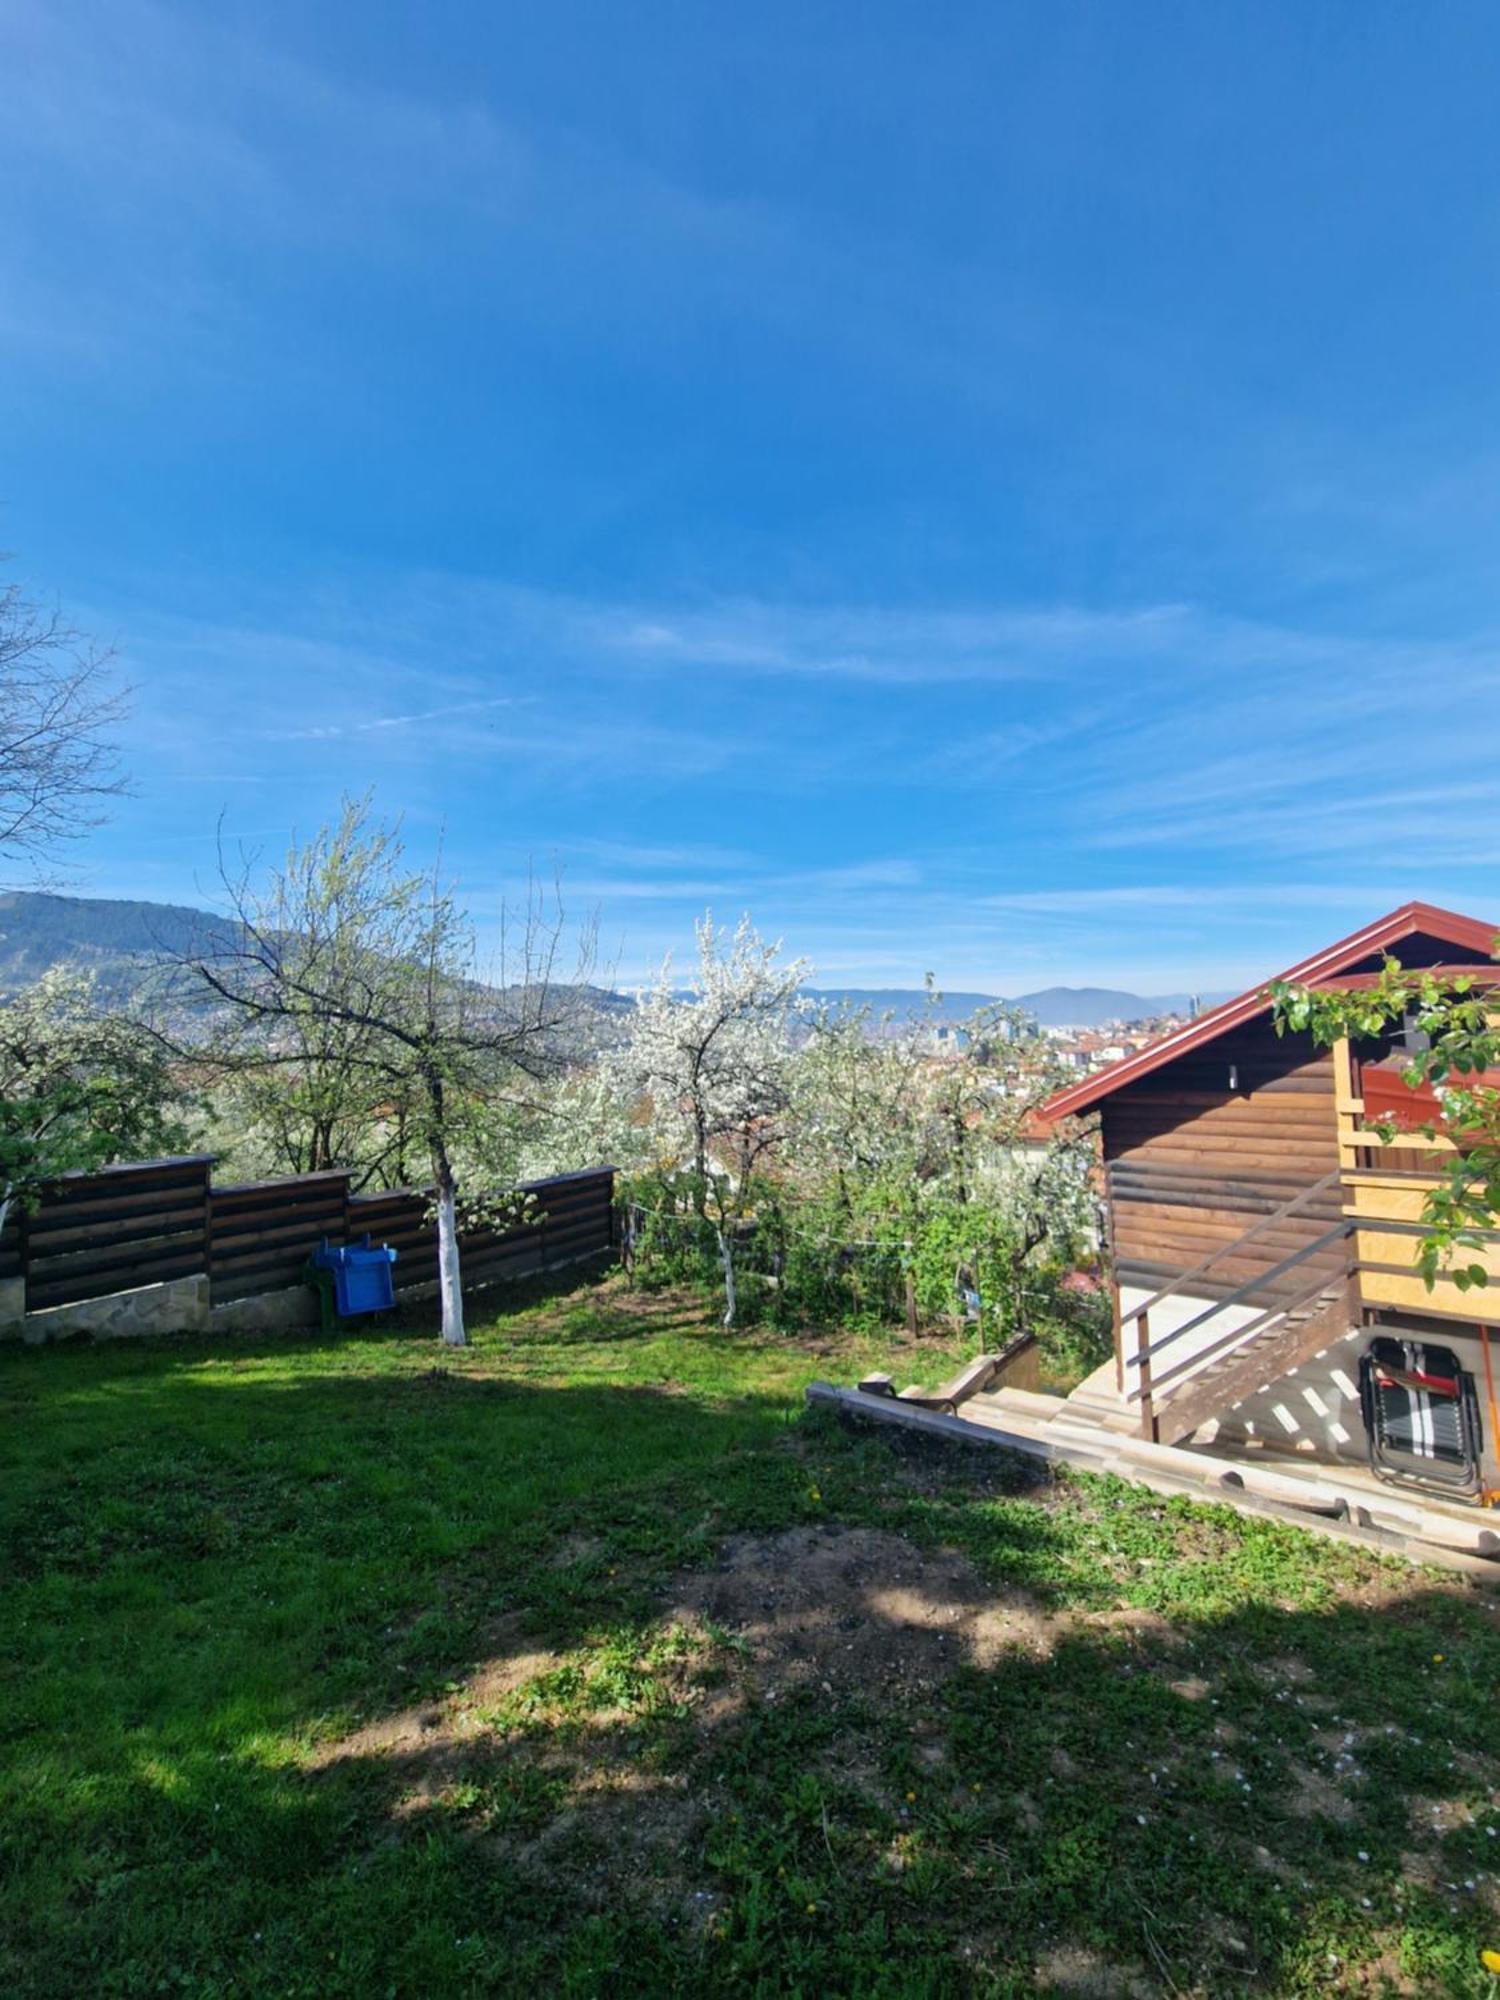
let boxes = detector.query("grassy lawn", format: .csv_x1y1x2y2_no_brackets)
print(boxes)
3,1270,1500,1997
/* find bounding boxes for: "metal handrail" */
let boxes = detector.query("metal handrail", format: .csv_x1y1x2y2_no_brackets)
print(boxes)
1126,1218,1352,1383
1119,1167,1344,1329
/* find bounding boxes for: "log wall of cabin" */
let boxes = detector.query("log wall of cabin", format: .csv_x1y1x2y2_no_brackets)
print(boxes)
1102,1021,1346,1317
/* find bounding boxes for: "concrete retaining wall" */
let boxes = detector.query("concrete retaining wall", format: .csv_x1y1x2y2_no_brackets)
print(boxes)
16,1274,211,1345
208,1284,322,1337
0,1275,25,1340
8,1240,617,1346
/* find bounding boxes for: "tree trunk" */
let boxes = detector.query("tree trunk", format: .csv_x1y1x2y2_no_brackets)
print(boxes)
715,1225,737,1329
425,1067,465,1349
437,1182,465,1347
693,1106,709,1213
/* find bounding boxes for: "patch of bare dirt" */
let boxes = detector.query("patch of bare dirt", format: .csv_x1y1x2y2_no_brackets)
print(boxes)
297,1522,1215,1931
1088,1603,1177,1644
1285,1758,1358,1823
1168,1675,1212,1703
1033,1944,1159,1996
1407,1792,1476,1837
662,1523,1197,1738
1345,1944,1428,1998
303,1611,558,1773
665,1523,1052,1715
493,1766,715,1924
548,1531,604,1568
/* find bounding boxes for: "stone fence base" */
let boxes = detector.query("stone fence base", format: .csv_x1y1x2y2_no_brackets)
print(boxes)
17,1275,211,1345
4,1244,615,1345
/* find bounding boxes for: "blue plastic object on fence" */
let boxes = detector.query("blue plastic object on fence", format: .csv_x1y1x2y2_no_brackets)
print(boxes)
310,1234,398,1316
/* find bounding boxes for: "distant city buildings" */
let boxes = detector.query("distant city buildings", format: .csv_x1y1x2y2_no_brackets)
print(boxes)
1043,1012,1193,1076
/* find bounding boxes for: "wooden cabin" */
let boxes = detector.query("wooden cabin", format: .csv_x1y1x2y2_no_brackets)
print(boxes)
1042,902,1500,1505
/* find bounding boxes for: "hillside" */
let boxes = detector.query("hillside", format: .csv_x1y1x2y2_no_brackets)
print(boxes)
805,984,1214,1028
0,892,236,1006
0,893,1218,1028
0,891,628,1027
1013,984,1214,1026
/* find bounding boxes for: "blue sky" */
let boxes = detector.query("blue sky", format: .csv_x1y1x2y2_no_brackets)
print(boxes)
5,1,1500,994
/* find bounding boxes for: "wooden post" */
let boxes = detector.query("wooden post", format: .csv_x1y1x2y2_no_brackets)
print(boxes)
1136,1309,1156,1441
905,1267,918,1337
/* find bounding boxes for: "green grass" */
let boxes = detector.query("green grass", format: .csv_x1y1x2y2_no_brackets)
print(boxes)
3,1271,1499,1996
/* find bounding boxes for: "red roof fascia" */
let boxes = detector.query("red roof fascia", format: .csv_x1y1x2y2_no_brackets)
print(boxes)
1038,901,1500,1125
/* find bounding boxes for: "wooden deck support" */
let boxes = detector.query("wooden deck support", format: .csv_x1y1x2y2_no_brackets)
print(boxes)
1135,1308,1155,1441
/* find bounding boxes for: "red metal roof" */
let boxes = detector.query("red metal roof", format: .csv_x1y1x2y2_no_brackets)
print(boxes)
1038,901,1500,1124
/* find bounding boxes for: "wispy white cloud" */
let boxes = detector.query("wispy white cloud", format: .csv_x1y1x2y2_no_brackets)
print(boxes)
267,696,523,742
99,564,1500,925
597,596,1201,685
557,836,760,872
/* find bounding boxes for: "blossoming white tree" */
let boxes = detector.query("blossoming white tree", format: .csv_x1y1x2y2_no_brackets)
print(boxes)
0,968,190,1240
783,987,1097,1332
618,915,808,1325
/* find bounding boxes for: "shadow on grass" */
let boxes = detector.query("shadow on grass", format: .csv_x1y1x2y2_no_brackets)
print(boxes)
2,1346,1498,1996
7,1565,1499,1991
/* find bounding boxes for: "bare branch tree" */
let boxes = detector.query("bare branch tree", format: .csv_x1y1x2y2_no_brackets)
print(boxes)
0,570,129,868
182,797,598,1345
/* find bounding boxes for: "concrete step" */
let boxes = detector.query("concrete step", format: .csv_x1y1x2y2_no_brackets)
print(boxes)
1054,1404,1141,1440
990,1383,1141,1439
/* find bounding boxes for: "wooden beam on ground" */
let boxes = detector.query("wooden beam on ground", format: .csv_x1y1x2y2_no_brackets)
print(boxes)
805,1382,1500,1579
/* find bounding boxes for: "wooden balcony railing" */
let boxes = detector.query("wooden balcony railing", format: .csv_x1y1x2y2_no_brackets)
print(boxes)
1335,1035,1500,1318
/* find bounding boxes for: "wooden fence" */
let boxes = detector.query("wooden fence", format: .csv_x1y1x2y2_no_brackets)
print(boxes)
8,1156,615,1313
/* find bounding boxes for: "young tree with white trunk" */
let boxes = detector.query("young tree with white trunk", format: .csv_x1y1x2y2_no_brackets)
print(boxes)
618,914,807,1326
188,798,595,1346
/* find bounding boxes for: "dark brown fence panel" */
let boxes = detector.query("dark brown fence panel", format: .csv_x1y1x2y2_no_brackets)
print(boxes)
459,1169,616,1285
343,1168,617,1294
527,1168,616,1265
0,1201,21,1284
346,1187,437,1288
25,1156,214,1311
17,1159,614,1316
208,1172,350,1302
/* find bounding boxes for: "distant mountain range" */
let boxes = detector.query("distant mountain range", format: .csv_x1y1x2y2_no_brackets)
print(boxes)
0,893,1224,1029
0,891,234,1006
803,985,1225,1028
